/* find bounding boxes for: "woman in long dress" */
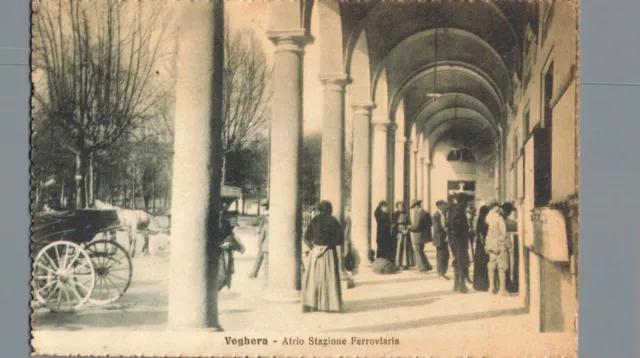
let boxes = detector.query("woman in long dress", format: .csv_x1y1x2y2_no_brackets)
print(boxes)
472,206,490,291
374,201,394,261
373,201,397,274
302,201,344,312
393,201,415,270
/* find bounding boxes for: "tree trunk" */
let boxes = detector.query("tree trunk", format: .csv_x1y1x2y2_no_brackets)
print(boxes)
59,179,65,208
221,155,227,186
130,166,137,209
88,152,94,205
123,185,129,209
74,152,84,209
152,177,157,215
34,181,41,211
81,151,90,208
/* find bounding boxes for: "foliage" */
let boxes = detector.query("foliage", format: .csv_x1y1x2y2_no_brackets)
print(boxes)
32,0,173,208
301,133,322,208
222,26,271,156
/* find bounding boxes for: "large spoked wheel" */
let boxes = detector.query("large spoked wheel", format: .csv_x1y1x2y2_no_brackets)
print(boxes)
32,241,96,312
85,239,133,305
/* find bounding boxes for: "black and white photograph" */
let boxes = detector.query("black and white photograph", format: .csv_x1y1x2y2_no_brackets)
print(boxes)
30,0,579,356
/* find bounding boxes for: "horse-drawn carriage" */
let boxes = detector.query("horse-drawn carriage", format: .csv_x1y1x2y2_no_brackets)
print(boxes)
31,209,133,312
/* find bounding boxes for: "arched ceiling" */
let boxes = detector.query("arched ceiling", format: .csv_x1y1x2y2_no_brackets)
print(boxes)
336,0,534,159
429,119,497,162
421,108,497,142
381,28,511,107
401,69,502,129
343,1,524,80
414,93,496,134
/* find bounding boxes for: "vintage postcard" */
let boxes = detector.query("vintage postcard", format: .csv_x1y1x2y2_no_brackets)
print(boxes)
30,0,579,356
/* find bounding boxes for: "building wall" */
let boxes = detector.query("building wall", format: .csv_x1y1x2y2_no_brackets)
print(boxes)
505,1,578,333
429,141,496,214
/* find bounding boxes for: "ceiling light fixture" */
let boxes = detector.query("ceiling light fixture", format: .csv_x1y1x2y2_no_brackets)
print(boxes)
426,28,443,99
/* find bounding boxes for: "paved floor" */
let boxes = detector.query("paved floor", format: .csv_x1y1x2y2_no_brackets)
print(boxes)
31,217,576,356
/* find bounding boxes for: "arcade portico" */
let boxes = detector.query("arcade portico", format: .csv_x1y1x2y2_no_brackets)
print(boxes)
169,0,578,333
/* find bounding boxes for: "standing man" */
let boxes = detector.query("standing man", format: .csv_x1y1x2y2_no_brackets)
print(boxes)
485,202,515,296
447,193,470,293
249,201,269,279
409,199,433,273
432,200,450,280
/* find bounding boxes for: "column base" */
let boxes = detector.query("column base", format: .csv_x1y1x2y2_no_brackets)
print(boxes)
166,325,225,332
264,288,300,303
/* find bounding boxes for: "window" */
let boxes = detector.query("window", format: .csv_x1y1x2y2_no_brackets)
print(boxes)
543,63,554,128
541,2,555,44
524,109,531,140
523,23,537,88
446,148,476,163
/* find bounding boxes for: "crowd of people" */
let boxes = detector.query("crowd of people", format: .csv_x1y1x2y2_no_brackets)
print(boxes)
244,194,517,313
369,193,517,296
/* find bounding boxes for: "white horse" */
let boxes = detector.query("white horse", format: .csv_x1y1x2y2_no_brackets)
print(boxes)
93,200,155,257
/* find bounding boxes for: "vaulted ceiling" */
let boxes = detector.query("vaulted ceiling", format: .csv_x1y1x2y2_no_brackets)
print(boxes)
337,0,537,160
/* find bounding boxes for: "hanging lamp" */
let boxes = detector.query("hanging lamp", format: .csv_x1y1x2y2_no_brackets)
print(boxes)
426,28,442,99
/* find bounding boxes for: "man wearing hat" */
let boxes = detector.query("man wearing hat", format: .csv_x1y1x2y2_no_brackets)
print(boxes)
485,202,515,296
432,200,450,280
409,199,433,272
447,193,471,293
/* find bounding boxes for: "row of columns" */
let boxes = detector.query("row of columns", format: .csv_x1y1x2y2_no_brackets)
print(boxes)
168,7,436,317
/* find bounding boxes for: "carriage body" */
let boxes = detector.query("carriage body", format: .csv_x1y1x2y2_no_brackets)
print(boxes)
31,209,120,252
31,209,133,312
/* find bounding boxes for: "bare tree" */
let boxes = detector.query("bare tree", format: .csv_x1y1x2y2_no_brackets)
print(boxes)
222,26,271,183
32,0,173,208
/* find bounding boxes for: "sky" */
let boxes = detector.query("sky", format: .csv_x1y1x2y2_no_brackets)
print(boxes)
32,1,325,137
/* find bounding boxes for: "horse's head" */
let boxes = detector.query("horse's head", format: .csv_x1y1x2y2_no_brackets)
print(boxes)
93,199,114,210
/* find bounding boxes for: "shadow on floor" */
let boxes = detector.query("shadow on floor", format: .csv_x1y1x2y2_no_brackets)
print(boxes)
327,306,530,332
347,290,461,307
356,274,440,286
32,309,168,330
344,297,439,313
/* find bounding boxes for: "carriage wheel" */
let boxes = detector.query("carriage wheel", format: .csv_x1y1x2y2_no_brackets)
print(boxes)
85,240,133,305
32,241,96,312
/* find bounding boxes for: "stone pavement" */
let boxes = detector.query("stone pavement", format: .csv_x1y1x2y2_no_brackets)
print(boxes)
31,217,576,356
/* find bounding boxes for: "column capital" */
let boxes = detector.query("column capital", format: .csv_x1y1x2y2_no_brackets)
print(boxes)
351,102,376,115
388,122,399,135
395,137,407,144
267,29,313,53
319,73,351,91
371,118,392,133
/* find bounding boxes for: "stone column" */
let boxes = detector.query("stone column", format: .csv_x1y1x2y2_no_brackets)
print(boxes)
425,161,432,211
410,143,417,201
319,73,352,287
371,118,391,254
265,29,311,302
350,102,375,273
403,140,412,208
415,150,423,201
394,136,406,207
319,74,349,221
420,155,427,201
168,0,224,329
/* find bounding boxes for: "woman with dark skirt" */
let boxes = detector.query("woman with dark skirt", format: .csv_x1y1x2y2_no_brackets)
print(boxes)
302,201,344,312
372,201,397,274
374,201,394,261
393,201,415,270
472,205,491,291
